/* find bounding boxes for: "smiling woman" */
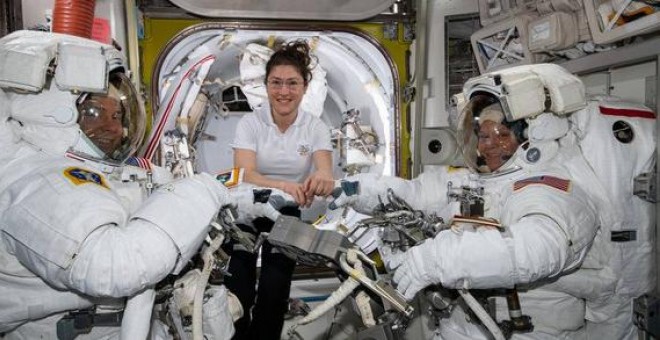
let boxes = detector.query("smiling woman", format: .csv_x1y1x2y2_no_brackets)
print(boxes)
458,94,529,174
225,40,335,340
233,41,334,205
476,103,520,172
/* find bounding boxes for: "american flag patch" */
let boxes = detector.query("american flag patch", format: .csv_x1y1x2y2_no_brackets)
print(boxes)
513,175,571,192
126,157,153,171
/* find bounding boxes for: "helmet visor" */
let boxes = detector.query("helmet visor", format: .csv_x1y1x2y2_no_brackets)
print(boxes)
77,72,145,164
457,94,522,173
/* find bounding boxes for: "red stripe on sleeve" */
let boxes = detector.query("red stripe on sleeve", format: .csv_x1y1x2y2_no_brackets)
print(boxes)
599,106,655,119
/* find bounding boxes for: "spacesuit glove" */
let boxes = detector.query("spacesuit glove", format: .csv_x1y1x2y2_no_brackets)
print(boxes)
379,244,407,272
228,184,297,225
328,180,359,210
392,239,442,301
328,173,385,214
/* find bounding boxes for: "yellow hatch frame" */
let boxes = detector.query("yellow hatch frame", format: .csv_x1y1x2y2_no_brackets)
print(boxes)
139,18,412,178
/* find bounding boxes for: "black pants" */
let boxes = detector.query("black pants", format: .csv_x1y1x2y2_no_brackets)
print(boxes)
223,207,300,340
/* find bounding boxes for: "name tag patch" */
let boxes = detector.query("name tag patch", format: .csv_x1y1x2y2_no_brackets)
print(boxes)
63,167,109,189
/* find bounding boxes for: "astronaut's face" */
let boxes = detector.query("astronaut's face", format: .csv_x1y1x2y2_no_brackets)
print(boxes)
266,65,307,120
477,120,519,171
78,94,124,156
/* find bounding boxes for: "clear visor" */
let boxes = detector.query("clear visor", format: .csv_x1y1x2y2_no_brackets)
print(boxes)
76,72,145,164
457,94,521,174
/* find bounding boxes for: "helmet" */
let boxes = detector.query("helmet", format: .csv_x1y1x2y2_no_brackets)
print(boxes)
73,71,145,164
457,93,528,174
0,30,145,165
455,64,586,174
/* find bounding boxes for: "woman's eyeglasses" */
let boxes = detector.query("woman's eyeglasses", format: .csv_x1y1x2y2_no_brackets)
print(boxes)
266,78,304,90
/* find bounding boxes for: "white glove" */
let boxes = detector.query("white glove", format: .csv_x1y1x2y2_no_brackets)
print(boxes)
328,180,359,210
378,243,406,272
328,173,388,214
392,239,442,300
228,184,297,225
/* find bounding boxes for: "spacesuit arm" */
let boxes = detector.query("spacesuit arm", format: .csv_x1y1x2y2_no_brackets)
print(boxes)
331,167,467,215
2,170,227,298
394,182,598,297
229,183,298,225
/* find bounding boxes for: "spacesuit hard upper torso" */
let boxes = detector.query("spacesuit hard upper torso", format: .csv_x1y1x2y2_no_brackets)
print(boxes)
0,142,163,335
0,136,232,339
434,140,603,339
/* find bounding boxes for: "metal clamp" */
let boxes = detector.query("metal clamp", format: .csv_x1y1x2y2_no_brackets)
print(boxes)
339,251,414,318
215,208,257,252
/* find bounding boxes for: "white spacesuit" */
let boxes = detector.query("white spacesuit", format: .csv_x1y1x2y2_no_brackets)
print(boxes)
0,30,284,339
332,64,656,339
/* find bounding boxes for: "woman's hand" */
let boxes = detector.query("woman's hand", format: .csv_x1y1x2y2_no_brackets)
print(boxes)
303,171,334,200
303,150,334,206
280,181,309,207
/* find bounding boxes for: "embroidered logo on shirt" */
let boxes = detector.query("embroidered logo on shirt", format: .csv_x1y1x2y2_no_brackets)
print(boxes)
513,175,571,192
63,167,109,189
297,144,311,156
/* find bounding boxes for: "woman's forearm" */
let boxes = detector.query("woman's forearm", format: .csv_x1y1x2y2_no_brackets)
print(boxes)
244,168,288,190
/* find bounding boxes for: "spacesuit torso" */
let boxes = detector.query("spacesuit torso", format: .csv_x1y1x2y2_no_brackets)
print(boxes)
431,136,599,339
0,143,160,336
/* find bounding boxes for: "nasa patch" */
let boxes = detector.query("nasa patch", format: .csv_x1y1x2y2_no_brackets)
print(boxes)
63,167,109,189
525,147,541,163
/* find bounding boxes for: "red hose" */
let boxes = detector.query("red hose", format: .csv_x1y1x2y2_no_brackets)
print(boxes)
51,0,96,39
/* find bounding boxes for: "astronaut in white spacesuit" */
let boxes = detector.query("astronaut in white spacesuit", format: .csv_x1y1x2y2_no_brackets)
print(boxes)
0,30,285,339
332,63,656,339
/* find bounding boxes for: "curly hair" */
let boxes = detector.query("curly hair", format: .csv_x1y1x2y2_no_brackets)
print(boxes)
265,40,313,85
